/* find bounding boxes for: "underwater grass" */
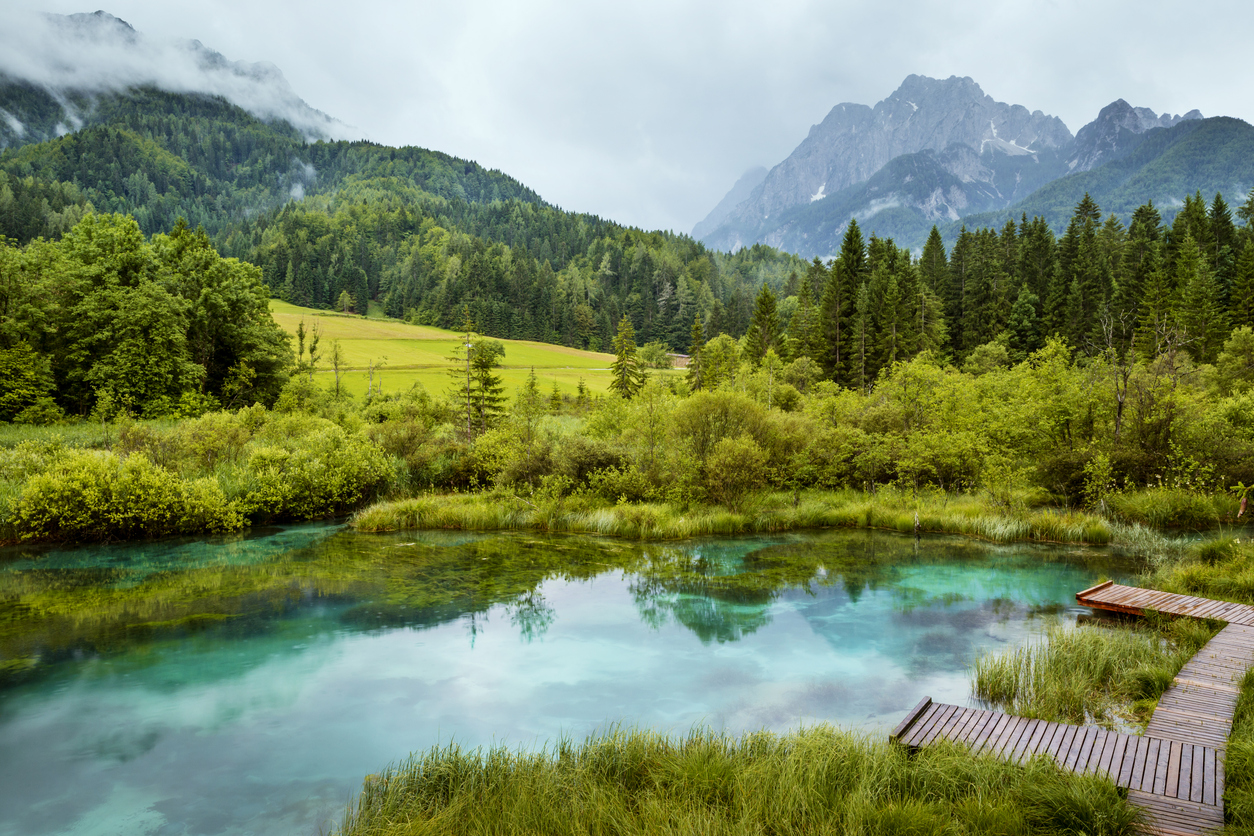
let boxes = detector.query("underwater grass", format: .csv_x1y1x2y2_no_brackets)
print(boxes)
336,726,1140,836
353,488,1117,545
972,618,1217,728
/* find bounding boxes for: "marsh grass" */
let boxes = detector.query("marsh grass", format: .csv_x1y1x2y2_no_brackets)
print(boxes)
1107,488,1240,529
337,726,1140,836
353,488,1116,545
1224,669,1254,832
972,618,1217,727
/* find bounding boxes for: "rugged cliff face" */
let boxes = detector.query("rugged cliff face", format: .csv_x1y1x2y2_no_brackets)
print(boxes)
694,75,1214,257
1066,98,1202,172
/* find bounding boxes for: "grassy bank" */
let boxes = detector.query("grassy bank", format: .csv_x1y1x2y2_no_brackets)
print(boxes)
353,487,1117,544
973,618,1218,728
336,727,1140,836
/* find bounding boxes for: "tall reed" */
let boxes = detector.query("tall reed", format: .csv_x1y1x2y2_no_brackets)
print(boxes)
337,726,1139,836
972,619,1215,726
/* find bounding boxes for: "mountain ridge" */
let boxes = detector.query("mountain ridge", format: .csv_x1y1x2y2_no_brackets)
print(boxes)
694,75,1226,254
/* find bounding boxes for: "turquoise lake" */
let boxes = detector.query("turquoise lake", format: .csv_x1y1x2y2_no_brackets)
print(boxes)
0,524,1135,835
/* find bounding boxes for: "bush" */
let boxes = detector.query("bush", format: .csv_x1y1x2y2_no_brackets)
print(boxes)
14,450,243,541
240,426,393,521
705,435,768,510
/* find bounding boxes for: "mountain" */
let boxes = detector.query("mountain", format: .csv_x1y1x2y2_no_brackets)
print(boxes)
1065,98,1202,172
699,75,1073,253
691,166,766,240
695,75,1231,255
0,10,353,149
954,115,1254,237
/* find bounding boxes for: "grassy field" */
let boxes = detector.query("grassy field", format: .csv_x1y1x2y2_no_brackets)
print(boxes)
268,301,672,400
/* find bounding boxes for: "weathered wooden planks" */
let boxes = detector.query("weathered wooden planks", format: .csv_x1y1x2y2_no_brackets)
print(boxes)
887,583,1254,835
894,700,1224,807
1076,581,1254,626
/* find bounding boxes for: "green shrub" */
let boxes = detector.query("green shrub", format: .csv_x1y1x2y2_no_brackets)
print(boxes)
705,435,768,511
240,426,392,521
13,450,243,541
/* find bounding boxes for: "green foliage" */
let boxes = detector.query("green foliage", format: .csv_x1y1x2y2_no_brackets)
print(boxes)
973,620,1214,726
337,726,1139,836
14,449,243,540
609,315,645,398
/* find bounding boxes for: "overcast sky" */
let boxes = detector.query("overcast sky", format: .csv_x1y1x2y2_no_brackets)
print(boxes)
5,0,1253,233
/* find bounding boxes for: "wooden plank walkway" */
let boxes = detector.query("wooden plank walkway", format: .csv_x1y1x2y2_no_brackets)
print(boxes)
889,581,1254,836
1077,580,1254,626
891,699,1225,819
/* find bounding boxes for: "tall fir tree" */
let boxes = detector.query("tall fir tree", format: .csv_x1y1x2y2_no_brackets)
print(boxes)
743,282,782,364
610,315,646,398
1176,234,1229,363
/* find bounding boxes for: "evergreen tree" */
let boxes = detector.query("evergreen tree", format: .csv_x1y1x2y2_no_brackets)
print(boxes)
1232,243,1254,329
946,227,974,354
686,313,705,391
1113,201,1163,347
1006,287,1042,362
919,226,949,298
743,282,781,364
1176,234,1228,363
1210,192,1238,304
1017,215,1056,309
610,315,645,398
851,281,871,391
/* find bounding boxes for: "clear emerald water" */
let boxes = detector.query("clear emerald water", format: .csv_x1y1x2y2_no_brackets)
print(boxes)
0,524,1135,836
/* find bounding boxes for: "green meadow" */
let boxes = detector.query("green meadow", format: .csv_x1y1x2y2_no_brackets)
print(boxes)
269,301,678,400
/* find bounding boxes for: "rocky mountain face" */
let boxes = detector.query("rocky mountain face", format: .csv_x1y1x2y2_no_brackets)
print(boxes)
0,10,352,150
695,75,1211,257
1066,98,1203,172
691,166,766,240
694,75,1072,252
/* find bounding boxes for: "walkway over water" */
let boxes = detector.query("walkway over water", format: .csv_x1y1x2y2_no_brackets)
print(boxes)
892,582,1254,836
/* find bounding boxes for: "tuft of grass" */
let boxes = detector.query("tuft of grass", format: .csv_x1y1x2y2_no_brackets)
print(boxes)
353,488,1116,545
1107,488,1233,529
336,726,1140,836
972,619,1216,727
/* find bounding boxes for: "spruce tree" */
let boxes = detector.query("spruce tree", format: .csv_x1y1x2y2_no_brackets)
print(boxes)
919,226,949,298
1232,243,1254,329
610,315,645,398
1177,234,1228,363
744,282,781,363
685,314,705,391
1006,287,1042,362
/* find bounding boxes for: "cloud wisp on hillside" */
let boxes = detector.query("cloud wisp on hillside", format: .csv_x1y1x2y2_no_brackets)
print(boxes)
0,9,358,141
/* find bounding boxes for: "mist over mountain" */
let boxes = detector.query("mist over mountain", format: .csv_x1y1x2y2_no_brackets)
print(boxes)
693,75,1234,256
0,10,356,148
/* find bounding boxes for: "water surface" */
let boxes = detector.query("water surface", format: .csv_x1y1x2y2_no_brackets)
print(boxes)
0,525,1134,835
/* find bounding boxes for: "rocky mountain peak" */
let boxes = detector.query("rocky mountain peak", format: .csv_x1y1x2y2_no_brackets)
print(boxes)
1067,99,1203,172
695,74,1071,243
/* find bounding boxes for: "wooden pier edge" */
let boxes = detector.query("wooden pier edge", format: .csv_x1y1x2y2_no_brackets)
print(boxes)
890,696,932,743
1076,579,1115,601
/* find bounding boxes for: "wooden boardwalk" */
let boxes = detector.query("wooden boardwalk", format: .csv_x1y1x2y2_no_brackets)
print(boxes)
1076,580,1254,626
889,582,1254,836
891,699,1226,834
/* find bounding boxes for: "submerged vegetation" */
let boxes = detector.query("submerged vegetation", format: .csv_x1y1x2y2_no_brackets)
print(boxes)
336,727,1140,836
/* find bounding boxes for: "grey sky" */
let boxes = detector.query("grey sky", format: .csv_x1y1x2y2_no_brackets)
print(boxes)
5,0,1253,233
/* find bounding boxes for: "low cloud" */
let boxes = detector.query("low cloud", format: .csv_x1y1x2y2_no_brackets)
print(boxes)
0,10,360,141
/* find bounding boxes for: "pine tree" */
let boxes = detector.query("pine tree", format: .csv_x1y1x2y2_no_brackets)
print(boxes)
946,227,974,353
549,380,563,413
1177,234,1228,363
610,315,645,398
686,314,705,391
1232,243,1254,329
851,281,871,391
919,226,949,297
1007,287,1042,362
1113,202,1163,347
743,282,781,364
